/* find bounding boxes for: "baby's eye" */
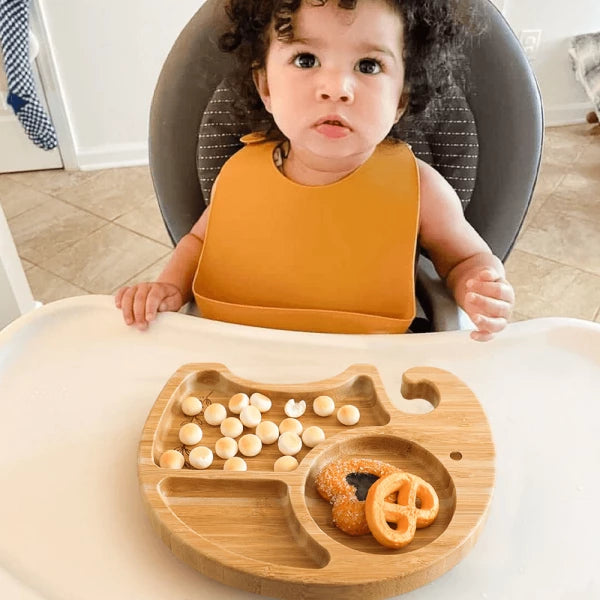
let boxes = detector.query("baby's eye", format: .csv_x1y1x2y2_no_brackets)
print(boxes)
356,58,382,74
292,53,319,69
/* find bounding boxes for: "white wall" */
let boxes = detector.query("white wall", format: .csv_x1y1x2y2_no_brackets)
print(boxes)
33,0,598,171
36,0,202,169
503,0,600,125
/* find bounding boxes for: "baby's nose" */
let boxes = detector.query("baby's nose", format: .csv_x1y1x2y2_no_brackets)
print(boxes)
319,90,351,102
316,71,354,103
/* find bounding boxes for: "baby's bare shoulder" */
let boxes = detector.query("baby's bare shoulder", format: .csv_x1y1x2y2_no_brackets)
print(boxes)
417,159,458,202
416,159,464,228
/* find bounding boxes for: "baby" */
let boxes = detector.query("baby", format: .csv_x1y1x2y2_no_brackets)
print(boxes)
116,0,515,340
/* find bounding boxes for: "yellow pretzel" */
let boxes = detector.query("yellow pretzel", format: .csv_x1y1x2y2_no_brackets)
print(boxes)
365,471,439,548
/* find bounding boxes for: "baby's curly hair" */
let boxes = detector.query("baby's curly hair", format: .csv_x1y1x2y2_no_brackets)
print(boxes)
219,0,475,138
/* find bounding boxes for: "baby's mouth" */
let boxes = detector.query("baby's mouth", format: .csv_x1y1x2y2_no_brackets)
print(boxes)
314,117,351,139
316,116,350,129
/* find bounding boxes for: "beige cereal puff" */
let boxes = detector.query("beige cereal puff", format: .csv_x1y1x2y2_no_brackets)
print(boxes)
337,404,360,426
159,449,185,469
229,392,250,414
284,398,306,418
179,422,203,446
238,434,262,457
256,420,279,444
274,456,298,472
278,431,302,456
313,395,335,417
220,417,244,438
215,436,238,459
204,403,227,426
223,456,247,471
279,417,303,435
240,405,262,428
188,446,213,469
302,425,325,448
181,396,203,416
250,392,272,413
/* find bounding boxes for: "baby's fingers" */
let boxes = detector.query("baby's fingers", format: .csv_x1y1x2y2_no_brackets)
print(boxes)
157,289,183,313
144,288,164,323
114,286,127,308
469,313,508,341
475,268,501,283
464,291,512,342
472,312,508,333
118,286,138,326
470,328,495,342
145,287,173,321
145,285,183,322
132,285,152,329
467,278,514,304
465,291,512,320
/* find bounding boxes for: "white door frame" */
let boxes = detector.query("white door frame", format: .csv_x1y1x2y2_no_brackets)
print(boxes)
29,0,78,169
0,204,36,330
0,0,77,328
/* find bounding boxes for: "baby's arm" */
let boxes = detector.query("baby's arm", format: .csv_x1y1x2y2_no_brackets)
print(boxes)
115,205,211,329
417,160,515,341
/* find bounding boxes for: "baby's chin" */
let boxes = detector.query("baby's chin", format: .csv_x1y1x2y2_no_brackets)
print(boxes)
284,148,376,185
291,137,378,164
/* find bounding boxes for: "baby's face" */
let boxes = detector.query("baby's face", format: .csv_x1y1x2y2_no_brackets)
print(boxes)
254,0,405,170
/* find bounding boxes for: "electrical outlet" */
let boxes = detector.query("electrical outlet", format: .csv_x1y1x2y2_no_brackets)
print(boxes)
520,29,542,61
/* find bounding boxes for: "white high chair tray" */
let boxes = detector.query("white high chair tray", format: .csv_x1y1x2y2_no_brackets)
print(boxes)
0,295,598,600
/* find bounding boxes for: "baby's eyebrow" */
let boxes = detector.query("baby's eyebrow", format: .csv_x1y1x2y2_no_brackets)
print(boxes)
356,44,399,62
286,36,317,46
285,37,399,62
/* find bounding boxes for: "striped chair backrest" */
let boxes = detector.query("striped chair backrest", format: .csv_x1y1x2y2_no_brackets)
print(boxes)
196,79,478,210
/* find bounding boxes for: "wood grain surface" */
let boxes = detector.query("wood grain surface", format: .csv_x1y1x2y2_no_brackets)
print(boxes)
138,364,495,599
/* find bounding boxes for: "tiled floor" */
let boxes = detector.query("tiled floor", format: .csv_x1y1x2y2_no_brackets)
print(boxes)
1,124,599,324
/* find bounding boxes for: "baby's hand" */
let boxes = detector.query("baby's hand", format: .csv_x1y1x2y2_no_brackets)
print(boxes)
114,282,184,330
461,269,515,342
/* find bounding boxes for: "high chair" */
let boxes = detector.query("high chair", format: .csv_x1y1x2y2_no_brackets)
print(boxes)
148,0,543,332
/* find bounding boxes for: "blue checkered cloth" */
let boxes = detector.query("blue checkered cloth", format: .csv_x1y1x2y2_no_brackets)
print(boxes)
0,0,58,150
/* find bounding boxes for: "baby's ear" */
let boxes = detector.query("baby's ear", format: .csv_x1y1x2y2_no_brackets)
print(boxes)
252,68,272,114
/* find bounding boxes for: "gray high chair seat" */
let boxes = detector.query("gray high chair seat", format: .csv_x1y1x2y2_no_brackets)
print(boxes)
148,0,543,332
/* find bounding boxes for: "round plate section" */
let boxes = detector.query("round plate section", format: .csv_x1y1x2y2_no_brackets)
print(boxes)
305,434,455,554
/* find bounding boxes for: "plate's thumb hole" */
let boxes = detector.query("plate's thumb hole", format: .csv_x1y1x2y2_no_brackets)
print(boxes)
395,378,439,414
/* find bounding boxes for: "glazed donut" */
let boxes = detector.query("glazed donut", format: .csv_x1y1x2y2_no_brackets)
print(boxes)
315,458,401,536
365,471,439,548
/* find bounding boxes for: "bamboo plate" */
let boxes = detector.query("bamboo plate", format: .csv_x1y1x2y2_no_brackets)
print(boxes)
138,363,495,599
